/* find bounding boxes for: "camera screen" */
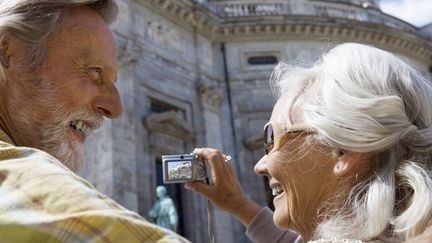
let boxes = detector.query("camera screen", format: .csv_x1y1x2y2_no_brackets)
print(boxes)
167,160,193,181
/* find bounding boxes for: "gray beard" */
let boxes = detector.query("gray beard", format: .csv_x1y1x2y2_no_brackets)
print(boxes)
7,77,102,172
38,117,84,172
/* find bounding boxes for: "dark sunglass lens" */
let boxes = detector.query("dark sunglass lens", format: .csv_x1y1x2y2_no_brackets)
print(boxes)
264,123,275,154
264,123,274,145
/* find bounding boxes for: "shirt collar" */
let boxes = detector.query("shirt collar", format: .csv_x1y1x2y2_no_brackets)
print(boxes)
0,128,15,145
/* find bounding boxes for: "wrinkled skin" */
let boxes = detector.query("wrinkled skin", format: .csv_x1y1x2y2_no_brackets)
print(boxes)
188,95,372,242
254,95,340,239
0,7,122,171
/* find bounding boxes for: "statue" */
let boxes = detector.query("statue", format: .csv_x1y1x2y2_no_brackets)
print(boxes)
149,186,178,232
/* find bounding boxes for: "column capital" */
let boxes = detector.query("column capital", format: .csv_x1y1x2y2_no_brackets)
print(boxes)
197,82,224,112
118,41,139,66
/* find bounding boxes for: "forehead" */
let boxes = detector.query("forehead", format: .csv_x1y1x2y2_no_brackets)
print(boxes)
269,94,304,133
60,25,117,61
45,7,117,68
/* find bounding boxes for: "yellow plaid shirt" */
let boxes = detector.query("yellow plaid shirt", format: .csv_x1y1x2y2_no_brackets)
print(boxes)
0,129,189,243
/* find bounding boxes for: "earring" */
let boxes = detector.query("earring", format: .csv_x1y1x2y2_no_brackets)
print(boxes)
335,162,342,171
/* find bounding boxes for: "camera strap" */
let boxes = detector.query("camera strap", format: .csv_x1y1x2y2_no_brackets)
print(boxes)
207,200,215,243
205,178,215,243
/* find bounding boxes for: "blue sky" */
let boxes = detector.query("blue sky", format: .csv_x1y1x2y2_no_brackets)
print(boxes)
380,0,432,27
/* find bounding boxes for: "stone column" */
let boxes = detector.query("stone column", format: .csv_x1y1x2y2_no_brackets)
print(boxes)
80,41,139,211
82,0,141,212
108,41,140,211
198,82,235,243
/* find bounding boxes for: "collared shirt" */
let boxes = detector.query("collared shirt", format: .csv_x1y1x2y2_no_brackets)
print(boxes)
0,129,189,242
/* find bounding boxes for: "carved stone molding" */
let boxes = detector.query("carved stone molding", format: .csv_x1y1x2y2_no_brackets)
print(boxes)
220,23,432,63
141,0,432,64
244,132,264,151
143,111,195,141
143,0,220,35
197,82,224,112
118,40,140,67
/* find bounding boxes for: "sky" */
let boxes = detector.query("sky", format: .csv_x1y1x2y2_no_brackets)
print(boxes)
379,0,432,27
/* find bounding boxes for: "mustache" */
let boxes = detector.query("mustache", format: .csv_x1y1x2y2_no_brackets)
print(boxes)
65,108,104,131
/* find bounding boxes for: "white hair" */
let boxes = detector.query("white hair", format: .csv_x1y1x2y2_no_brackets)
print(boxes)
271,43,432,241
0,0,117,82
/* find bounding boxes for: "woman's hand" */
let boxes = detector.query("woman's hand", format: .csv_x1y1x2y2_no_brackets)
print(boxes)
185,148,261,226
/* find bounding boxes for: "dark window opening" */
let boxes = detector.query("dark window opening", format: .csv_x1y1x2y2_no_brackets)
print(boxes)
263,176,275,211
155,158,185,236
247,56,278,65
429,66,432,75
151,99,179,113
150,98,186,119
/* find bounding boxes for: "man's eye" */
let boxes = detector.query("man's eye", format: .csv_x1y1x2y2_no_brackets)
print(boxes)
88,68,103,84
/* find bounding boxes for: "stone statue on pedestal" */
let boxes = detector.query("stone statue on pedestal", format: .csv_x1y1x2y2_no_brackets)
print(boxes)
149,186,178,232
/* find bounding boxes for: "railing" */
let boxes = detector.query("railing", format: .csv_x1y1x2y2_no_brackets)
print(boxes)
222,2,287,17
200,0,417,33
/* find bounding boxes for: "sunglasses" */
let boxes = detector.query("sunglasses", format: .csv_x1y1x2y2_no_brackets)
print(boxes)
263,123,315,155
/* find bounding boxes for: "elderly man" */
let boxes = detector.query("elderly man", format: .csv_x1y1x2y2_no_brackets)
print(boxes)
0,0,187,242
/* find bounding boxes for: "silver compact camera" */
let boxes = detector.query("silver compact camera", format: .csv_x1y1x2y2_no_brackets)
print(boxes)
162,154,207,184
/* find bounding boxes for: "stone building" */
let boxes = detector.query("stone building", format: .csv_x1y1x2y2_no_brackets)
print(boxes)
81,0,432,242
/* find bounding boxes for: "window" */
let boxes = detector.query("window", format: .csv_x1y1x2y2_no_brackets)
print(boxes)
151,99,180,113
150,98,186,119
155,158,186,236
247,55,278,65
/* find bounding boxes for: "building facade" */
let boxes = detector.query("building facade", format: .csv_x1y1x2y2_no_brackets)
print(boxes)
81,0,432,242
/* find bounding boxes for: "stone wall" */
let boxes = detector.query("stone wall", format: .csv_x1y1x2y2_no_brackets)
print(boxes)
81,0,432,242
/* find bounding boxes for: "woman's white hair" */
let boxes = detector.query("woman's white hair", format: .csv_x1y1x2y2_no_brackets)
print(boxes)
0,0,117,83
271,43,432,241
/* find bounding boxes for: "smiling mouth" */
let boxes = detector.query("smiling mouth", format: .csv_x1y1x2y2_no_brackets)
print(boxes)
69,120,91,138
271,184,284,196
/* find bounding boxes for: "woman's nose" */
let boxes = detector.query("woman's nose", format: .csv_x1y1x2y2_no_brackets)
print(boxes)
254,155,269,176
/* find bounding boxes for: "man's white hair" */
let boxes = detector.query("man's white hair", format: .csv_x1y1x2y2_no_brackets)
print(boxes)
0,0,117,82
271,43,432,241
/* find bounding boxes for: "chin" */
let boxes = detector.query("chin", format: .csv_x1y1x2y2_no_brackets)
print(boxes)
39,133,84,172
273,212,291,229
272,201,290,229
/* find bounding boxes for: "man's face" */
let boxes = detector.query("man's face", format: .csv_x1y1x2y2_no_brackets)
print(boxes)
5,7,122,171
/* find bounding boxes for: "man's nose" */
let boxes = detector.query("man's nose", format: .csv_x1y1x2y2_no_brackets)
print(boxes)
94,84,123,119
254,155,269,176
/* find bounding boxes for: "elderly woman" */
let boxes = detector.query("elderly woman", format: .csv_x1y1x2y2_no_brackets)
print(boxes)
186,43,432,242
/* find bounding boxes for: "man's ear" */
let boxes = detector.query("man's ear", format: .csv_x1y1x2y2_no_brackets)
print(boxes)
0,35,10,68
333,150,371,177
0,34,26,71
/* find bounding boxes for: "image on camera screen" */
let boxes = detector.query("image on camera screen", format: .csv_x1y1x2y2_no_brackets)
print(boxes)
167,160,193,180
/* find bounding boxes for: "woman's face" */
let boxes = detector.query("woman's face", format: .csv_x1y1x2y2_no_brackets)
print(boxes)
254,96,339,238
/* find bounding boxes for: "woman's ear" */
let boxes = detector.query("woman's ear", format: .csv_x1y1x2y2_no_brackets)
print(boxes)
334,150,371,177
